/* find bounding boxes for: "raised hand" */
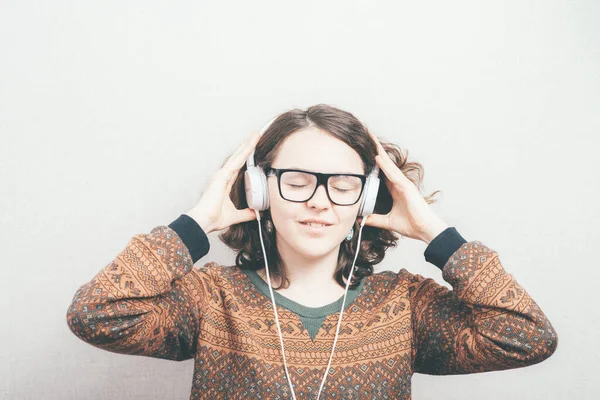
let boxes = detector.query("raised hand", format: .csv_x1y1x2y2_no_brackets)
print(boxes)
186,130,262,234
363,132,449,244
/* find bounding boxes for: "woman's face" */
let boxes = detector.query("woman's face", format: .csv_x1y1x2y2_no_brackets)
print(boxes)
267,127,365,259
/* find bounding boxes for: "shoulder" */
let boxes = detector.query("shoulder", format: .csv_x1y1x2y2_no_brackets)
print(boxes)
366,268,440,299
186,263,266,310
368,267,427,286
190,261,231,279
354,268,410,307
189,262,250,289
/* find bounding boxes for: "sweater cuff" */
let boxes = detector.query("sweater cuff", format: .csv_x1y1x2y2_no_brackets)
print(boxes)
423,226,467,270
168,214,210,264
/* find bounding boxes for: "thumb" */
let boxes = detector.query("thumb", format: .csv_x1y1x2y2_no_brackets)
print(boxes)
237,208,259,224
364,213,391,230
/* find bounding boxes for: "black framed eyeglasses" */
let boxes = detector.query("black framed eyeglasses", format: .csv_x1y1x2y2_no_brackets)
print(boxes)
265,167,367,206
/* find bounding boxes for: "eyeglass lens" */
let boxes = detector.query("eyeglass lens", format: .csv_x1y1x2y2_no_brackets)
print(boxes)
279,171,363,205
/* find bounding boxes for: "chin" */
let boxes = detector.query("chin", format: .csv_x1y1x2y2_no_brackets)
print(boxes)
277,225,340,256
294,241,337,258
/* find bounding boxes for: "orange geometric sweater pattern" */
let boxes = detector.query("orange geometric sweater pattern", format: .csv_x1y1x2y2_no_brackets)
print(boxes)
66,225,558,399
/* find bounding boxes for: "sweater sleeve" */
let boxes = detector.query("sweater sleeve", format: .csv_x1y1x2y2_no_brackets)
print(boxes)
65,214,211,361
409,228,558,375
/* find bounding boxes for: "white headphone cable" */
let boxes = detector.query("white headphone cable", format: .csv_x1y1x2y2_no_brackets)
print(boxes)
254,210,298,399
316,215,367,399
254,209,368,400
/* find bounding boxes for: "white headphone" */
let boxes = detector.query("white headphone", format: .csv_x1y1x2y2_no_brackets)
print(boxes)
243,115,380,400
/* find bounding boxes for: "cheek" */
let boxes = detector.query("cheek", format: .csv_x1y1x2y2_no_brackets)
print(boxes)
267,199,298,231
267,181,360,236
340,205,360,225
268,180,283,206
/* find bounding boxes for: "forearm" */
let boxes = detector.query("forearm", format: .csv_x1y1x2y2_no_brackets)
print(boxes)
419,218,450,245
65,224,208,360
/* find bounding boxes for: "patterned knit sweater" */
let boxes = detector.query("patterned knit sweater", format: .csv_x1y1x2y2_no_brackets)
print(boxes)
66,214,558,399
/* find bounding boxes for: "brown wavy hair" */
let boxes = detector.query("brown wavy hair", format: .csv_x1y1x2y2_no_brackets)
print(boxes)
218,104,441,290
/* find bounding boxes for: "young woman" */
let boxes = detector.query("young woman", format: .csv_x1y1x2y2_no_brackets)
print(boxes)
66,104,558,399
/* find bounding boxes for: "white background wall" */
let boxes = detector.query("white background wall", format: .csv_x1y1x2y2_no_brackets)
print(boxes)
1,1,597,399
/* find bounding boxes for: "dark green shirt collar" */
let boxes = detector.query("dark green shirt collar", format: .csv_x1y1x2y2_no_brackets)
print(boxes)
242,268,367,318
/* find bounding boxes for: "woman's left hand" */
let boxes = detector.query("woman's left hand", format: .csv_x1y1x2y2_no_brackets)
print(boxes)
362,132,450,244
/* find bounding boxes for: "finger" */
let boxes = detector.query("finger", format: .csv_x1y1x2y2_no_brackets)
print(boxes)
383,175,396,193
368,132,403,178
223,131,261,176
224,132,263,193
368,133,414,190
229,131,260,167
368,130,387,157
237,129,259,151
225,169,239,194
225,130,259,166
376,154,412,188
236,208,258,224
375,154,399,184
364,212,392,231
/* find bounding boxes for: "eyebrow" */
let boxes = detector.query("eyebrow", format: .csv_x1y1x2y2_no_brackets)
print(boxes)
285,166,364,175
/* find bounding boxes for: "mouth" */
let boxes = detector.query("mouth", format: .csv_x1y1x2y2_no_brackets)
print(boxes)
298,221,333,233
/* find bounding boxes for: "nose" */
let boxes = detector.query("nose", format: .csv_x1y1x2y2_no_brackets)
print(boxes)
306,183,331,208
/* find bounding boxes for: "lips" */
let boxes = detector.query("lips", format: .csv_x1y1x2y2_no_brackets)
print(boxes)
299,218,333,226
300,221,330,228
299,221,332,235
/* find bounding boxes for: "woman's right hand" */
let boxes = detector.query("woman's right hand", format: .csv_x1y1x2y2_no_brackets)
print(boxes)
186,130,263,234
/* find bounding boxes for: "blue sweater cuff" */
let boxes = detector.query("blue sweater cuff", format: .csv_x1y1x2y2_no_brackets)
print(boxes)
423,227,467,270
168,214,210,264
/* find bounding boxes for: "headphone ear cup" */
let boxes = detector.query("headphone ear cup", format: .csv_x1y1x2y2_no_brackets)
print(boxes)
258,167,270,210
358,172,380,217
244,166,270,211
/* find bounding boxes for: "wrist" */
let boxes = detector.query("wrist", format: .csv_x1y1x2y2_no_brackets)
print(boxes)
419,219,450,245
185,209,215,235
